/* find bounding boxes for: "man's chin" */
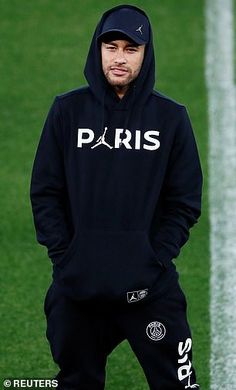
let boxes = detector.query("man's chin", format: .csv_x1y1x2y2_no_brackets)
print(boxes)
109,79,128,87
106,74,131,86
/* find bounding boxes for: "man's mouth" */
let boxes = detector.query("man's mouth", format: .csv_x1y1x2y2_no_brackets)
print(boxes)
110,67,128,76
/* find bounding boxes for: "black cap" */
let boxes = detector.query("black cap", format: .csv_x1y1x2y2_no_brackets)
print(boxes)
97,7,149,45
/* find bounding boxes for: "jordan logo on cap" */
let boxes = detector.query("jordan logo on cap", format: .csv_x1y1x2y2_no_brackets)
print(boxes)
136,25,143,35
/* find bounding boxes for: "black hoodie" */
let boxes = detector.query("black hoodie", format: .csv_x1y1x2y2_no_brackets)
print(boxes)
30,5,202,304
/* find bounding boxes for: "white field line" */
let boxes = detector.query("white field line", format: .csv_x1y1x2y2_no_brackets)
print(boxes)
205,0,236,389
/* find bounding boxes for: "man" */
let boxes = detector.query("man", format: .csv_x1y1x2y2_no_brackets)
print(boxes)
30,5,202,390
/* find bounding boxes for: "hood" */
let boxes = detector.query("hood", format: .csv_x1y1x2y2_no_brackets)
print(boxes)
84,4,155,107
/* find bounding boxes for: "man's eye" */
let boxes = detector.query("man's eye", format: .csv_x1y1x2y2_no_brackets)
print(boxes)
127,47,138,53
106,45,116,50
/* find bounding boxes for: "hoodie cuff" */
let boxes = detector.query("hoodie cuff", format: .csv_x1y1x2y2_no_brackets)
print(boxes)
155,246,173,269
49,248,67,265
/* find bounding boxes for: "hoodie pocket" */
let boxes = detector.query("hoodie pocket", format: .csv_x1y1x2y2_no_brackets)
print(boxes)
54,229,165,301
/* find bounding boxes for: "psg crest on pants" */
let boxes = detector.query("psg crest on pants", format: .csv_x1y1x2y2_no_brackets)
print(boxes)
146,321,166,341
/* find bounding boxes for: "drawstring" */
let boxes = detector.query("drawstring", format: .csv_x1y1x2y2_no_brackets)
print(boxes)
119,85,137,145
98,84,143,148
100,89,106,134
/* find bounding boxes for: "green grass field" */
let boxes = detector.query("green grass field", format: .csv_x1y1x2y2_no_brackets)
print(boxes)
0,1,209,388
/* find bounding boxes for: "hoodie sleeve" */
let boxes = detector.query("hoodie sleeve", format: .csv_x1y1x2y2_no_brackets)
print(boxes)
151,106,203,267
30,97,72,263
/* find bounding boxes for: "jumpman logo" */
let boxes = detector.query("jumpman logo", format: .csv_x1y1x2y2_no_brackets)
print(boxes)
136,25,143,35
91,127,113,149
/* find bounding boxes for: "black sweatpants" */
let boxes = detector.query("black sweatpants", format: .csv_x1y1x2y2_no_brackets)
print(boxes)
44,281,199,390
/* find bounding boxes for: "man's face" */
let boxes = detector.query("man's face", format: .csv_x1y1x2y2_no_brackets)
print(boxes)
101,39,145,98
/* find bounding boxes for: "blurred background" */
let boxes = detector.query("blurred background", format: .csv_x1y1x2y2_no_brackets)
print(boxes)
0,1,209,388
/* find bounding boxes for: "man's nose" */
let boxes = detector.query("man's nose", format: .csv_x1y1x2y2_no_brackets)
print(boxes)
114,50,127,64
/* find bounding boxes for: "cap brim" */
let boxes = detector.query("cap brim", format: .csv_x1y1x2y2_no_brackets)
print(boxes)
97,29,147,45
